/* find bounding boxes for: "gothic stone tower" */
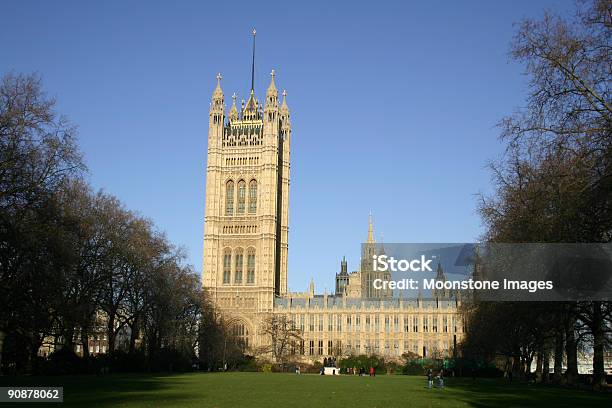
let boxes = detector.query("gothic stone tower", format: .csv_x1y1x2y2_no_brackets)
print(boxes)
360,214,392,299
202,38,291,348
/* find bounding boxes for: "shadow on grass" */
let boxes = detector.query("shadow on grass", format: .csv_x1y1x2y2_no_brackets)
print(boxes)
442,378,611,408
0,373,609,407
0,372,199,407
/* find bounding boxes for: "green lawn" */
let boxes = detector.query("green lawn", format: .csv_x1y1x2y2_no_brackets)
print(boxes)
1,372,610,407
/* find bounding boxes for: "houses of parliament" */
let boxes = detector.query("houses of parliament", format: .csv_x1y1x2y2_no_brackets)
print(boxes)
202,34,463,362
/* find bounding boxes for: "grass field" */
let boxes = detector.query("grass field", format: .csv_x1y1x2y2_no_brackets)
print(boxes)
1,372,610,407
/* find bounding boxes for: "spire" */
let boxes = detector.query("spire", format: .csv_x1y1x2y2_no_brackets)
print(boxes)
280,90,289,114
267,69,277,93
212,72,223,99
367,212,375,243
250,28,256,93
229,92,238,121
379,233,386,255
265,70,278,113
240,29,261,120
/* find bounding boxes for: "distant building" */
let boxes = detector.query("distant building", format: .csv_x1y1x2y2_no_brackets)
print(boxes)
335,257,349,295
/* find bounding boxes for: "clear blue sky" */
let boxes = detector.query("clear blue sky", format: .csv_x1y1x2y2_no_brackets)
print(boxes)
2,0,573,292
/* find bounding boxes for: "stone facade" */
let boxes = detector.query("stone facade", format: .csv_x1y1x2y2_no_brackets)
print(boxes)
272,220,463,362
202,65,290,350
202,52,463,362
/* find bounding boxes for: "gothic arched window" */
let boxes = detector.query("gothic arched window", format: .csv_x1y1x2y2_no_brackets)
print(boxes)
248,180,257,213
232,323,249,350
247,248,255,284
225,180,234,215
237,180,246,214
223,248,231,284
234,248,243,284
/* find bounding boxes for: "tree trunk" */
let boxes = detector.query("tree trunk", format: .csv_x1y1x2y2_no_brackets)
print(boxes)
129,320,139,354
565,318,578,386
525,356,533,378
80,329,90,359
25,333,43,375
553,329,564,383
63,325,75,351
542,349,550,384
535,350,543,383
591,301,606,388
512,354,521,379
107,315,116,356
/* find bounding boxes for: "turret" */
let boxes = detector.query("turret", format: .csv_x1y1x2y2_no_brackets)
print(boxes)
209,73,224,124
208,73,225,150
264,70,279,131
336,256,350,295
266,70,278,107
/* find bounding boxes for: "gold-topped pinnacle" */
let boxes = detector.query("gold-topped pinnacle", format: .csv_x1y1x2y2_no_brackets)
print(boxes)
212,72,223,99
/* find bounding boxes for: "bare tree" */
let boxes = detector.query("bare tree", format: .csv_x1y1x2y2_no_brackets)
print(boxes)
474,0,611,387
0,72,84,373
259,314,302,370
0,72,205,373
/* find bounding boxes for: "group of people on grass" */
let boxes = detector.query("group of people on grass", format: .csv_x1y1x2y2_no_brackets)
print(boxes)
317,366,376,376
427,368,445,389
345,366,375,376
297,362,446,385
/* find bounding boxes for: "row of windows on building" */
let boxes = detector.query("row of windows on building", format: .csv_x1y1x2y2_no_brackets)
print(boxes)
285,339,453,358
286,314,460,334
223,248,256,285
226,179,257,215
225,156,260,166
222,225,258,234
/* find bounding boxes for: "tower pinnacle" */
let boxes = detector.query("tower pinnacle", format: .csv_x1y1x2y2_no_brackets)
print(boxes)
280,90,289,113
212,73,223,99
229,92,238,121
367,212,375,243
267,69,277,93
